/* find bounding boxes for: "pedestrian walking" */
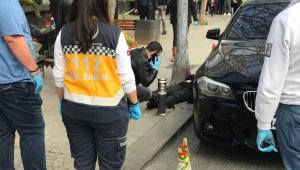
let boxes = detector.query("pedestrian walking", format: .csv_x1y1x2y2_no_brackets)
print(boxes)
52,0,141,169
223,0,231,15
166,0,198,62
135,0,159,20
255,0,300,169
130,41,162,102
156,0,169,35
0,0,45,169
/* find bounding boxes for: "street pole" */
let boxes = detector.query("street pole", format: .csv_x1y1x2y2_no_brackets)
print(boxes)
170,0,191,85
199,0,208,25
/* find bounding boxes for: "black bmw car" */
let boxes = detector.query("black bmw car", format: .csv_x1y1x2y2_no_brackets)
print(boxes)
193,0,290,149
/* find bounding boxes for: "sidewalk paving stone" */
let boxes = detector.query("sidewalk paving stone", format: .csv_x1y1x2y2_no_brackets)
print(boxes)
13,14,230,170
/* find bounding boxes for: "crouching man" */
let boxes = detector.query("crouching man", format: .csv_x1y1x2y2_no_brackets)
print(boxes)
130,41,162,102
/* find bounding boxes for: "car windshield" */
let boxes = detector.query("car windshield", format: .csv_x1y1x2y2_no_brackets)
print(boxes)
227,2,289,40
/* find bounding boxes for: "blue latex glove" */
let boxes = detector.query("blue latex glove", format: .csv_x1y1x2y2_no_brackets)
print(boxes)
194,21,199,26
32,72,44,94
129,102,142,120
150,57,161,70
256,129,278,152
59,100,62,116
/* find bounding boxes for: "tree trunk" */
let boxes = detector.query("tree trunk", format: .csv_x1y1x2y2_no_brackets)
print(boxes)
170,0,191,85
108,0,116,24
199,0,208,25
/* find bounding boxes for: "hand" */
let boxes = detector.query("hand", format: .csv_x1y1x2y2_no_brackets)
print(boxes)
150,57,161,70
31,71,44,94
129,102,142,120
134,9,138,14
194,21,199,27
256,129,278,152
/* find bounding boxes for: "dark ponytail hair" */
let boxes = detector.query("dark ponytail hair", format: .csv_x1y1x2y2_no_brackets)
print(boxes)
68,0,110,52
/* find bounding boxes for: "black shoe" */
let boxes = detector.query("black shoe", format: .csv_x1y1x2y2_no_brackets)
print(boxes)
166,105,175,109
146,100,158,109
162,31,167,35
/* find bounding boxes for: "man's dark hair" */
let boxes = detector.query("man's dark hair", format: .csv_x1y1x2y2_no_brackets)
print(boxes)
69,0,110,52
146,41,163,53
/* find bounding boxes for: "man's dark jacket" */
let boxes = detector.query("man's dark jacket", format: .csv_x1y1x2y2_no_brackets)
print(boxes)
135,0,158,12
166,0,198,24
130,48,158,87
57,0,73,33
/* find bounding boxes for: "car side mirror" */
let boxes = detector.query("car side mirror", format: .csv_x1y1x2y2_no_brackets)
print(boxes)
206,29,220,40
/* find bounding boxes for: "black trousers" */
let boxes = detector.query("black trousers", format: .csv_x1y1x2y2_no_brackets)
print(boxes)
139,7,155,20
62,113,129,170
223,0,231,14
152,84,193,107
172,23,190,47
137,85,152,102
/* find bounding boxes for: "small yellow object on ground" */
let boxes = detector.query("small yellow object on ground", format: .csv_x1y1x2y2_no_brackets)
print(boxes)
177,138,192,170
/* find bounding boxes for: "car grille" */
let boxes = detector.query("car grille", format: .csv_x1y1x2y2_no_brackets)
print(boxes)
243,91,257,113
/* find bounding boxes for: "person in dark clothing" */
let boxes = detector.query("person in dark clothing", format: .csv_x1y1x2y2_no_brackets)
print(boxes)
146,75,195,109
231,0,242,14
56,0,73,34
130,41,163,102
135,0,159,20
50,0,59,26
157,0,169,34
223,0,231,15
166,0,198,62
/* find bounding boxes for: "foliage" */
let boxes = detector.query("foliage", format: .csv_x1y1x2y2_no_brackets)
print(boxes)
122,31,137,49
20,0,50,17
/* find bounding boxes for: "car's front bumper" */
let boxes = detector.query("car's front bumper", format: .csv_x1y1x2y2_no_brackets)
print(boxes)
194,93,277,149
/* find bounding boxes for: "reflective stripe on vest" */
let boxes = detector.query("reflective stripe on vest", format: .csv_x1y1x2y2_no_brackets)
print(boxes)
63,44,124,106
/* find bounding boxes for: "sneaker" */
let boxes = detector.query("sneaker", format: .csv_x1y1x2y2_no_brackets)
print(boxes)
227,13,231,16
223,13,227,16
162,31,167,35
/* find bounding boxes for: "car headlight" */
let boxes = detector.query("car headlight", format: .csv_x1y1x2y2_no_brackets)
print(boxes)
197,76,235,99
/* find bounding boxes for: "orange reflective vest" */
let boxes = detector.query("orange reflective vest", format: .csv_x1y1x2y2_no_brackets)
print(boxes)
61,24,124,106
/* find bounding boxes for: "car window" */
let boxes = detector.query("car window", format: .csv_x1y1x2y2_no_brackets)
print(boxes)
227,3,289,40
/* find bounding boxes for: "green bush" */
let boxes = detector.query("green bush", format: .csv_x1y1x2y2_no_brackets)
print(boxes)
20,0,44,17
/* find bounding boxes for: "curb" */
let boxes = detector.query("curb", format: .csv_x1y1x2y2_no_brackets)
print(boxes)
123,103,193,170
141,115,193,169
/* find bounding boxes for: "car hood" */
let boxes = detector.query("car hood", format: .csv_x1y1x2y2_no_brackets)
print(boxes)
204,40,266,83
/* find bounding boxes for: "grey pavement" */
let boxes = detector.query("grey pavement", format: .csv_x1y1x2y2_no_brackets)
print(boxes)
13,14,231,170
145,125,284,170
